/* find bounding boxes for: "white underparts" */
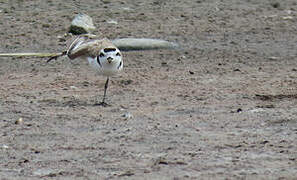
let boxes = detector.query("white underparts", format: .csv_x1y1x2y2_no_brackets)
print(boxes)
87,56,122,77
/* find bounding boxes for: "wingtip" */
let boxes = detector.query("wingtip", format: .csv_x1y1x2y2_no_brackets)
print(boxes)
112,38,180,51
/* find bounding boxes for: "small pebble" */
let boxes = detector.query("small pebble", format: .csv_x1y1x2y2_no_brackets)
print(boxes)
33,169,55,177
70,86,78,90
107,19,118,24
283,16,293,20
122,7,132,11
2,144,9,149
177,55,186,61
15,118,23,125
122,112,133,120
268,56,279,60
286,10,292,15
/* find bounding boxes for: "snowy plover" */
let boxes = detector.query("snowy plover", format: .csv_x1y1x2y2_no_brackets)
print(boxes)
48,35,123,106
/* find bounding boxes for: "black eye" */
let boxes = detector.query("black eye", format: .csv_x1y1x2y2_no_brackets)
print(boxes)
116,52,121,56
99,52,105,57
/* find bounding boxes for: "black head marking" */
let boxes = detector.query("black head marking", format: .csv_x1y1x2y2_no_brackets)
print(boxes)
96,56,102,67
104,48,116,53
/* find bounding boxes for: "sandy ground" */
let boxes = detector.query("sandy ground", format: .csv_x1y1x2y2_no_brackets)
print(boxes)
1,0,297,179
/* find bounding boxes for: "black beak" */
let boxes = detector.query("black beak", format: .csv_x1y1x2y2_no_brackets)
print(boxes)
107,57,113,63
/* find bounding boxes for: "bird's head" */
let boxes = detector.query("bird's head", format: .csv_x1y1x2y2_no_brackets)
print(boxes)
97,47,122,66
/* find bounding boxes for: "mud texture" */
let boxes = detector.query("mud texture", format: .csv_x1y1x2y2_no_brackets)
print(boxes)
1,0,297,179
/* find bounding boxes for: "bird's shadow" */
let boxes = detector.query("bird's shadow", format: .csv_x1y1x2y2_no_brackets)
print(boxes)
38,98,112,107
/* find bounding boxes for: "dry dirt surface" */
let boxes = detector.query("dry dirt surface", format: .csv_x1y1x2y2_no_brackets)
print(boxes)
1,0,297,179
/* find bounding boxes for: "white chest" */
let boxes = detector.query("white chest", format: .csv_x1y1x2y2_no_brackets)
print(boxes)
87,57,123,76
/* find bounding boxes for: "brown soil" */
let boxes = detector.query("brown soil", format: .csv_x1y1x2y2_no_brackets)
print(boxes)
1,0,297,179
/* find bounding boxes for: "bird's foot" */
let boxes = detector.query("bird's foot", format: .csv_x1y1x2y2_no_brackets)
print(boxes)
94,101,111,107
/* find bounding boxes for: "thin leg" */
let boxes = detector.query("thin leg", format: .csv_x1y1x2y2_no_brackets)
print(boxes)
102,77,109,103
94,77,110,107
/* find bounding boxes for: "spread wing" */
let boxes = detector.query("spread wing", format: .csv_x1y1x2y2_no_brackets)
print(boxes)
67,35,116,59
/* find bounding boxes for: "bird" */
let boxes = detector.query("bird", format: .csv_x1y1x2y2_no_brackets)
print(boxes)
47,34,123,107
